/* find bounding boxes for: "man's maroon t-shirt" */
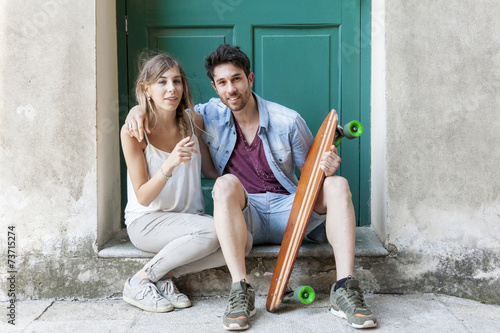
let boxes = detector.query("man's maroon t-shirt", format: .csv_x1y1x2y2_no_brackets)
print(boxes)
224,120,289,195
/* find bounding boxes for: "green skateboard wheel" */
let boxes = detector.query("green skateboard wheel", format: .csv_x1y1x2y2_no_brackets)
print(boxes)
293,286,315,305
334,138,342,147
343,120,364,139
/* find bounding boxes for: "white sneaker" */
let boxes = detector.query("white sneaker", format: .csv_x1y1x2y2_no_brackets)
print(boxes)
156,278,192,308
123,278,174,312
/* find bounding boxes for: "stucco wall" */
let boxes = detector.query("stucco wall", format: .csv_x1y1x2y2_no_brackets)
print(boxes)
0,0,123,300
375,0,500,303
0,0,97,260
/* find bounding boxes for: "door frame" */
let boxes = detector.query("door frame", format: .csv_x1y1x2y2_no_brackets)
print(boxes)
115,0,372,225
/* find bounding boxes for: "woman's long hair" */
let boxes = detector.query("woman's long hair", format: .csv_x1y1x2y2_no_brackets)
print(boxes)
135,53,195,138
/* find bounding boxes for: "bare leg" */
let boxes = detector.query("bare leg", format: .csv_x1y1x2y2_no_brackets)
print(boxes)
213,174,252,283
133,269,149,280
314,176,356,280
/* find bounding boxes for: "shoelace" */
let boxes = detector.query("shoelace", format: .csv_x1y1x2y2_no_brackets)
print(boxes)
346,287,367,308
228,290,249,313
160,279,186,299
166,280,176,294
141,283,163,300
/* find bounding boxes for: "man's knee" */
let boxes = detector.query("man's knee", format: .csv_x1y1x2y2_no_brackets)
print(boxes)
213,174,243,202
324,176,352,199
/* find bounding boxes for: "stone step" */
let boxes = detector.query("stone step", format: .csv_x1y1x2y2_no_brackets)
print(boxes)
100,227,388,296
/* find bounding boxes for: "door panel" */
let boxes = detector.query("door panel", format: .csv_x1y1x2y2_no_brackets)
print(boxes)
123,0,370,225
253,26,339,135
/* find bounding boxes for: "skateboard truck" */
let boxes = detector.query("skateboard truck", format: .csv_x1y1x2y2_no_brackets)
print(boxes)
335,120,364,147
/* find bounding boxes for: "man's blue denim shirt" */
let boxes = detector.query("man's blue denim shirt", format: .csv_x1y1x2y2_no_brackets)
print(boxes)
195,93,314,194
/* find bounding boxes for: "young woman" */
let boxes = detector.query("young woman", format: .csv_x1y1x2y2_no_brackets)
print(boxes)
121,54,223,312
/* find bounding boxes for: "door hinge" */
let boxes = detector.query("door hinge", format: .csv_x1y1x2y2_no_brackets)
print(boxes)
125,15,128,35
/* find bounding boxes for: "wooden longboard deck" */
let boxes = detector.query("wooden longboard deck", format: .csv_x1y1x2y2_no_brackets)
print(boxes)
266,110,338,312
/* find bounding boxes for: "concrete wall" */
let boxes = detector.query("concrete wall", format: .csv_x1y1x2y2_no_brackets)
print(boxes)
0,0,498,304
370,0,500,303
0,0,124,300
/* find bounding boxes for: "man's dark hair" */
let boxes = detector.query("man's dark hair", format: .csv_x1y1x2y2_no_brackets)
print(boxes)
205,44,251,82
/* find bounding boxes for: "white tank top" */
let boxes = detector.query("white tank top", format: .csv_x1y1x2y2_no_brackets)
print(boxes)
124,112,204,225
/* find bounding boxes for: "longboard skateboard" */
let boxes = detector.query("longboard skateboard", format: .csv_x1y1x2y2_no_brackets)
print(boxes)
266,109,363,312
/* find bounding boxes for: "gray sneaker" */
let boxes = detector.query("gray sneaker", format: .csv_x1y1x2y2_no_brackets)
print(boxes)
156,278,191,308
123,278,174,313
223,280,256,331
329,277,377,328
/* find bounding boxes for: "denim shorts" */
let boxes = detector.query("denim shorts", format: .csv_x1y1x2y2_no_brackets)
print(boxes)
242,191,326,245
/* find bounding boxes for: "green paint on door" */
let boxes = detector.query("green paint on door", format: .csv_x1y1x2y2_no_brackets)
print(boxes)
118,0,371,226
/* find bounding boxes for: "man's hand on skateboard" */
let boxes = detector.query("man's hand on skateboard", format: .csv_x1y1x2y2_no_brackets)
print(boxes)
319,145,341,177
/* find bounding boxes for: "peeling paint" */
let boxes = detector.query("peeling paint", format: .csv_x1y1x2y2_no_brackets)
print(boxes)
16,104,36,120
0,185,30,210
474,268,500,281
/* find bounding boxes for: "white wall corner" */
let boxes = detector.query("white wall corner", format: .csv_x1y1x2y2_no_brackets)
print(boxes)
96,0,121,250
370,0,388,245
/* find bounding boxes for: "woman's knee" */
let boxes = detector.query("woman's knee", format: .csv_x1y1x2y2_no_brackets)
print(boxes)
195,221,220,251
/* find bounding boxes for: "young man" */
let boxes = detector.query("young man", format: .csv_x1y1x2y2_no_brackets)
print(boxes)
125,44,377,330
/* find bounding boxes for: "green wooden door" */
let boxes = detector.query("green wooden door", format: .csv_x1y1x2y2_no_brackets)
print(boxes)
120,0,371,225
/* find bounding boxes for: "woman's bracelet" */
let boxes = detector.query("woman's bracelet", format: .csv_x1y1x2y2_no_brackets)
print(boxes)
160,166,172,179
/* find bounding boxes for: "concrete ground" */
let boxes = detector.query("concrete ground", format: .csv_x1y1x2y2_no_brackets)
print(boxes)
2,293,499,333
